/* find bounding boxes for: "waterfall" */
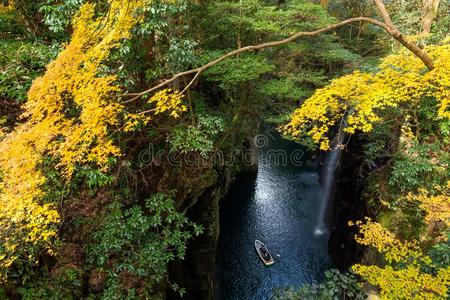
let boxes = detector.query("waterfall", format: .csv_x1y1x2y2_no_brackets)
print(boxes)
314,135,345,236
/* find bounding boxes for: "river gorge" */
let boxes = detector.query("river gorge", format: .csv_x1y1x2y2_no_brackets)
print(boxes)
217,129,333,299
169,126,365,300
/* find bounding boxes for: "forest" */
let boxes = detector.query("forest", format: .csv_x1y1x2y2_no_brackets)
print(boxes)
0,0,449,299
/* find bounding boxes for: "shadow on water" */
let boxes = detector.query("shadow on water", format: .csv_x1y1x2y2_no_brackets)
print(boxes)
217,129,333,300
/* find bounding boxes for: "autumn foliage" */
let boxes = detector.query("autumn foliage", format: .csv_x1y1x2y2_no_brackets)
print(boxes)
351,219,450,299
282,43,450,150
0,0,188,282
0,0,449,298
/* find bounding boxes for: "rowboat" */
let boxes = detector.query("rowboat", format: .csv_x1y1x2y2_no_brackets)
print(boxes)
255,240,274,266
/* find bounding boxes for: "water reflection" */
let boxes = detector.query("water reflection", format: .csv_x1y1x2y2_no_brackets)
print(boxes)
217,130,332,300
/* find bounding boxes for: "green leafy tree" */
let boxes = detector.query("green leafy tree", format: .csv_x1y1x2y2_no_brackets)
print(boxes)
86,193,203,299
169,115,226,156
274,269,366,300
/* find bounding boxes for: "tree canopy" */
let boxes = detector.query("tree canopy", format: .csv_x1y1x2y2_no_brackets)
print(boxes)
0,0,449,298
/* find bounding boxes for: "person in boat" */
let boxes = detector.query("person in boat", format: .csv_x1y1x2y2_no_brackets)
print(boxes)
260,246,271,261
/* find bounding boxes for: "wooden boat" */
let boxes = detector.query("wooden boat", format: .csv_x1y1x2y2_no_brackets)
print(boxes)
255,240,274,266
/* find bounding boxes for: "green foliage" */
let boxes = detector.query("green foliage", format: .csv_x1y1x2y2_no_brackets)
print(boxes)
432,9,450,43
1,0,47,36
86,193,203,298
40,156,115,206
416,95,450,145
205,0,334,45
389,142,450,194
428,234,450,269
293,68,329,86
136,0,189,36
318,45,361,64
0,7,25,34
264,112,292,125
363,137,389,167
168,115,226,157
386,0,449,37
361,111,399,166
0,40,55,102
204,54,275,89
39,0,83,35
166,37,198,73
274,269,365,300
131,0,195,83
17,267,83,300
198,0,357,113
79,167,115,194
258,78,309,100
386,0,422,35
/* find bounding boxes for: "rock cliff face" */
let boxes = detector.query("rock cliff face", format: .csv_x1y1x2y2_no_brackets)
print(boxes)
168,170,232,300
328,135,368,269
166,134,259,300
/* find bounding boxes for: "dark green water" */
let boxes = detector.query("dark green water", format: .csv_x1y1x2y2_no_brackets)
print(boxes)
217,130,332,299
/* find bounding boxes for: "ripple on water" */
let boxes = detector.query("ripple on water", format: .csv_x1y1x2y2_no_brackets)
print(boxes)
217,131,332,300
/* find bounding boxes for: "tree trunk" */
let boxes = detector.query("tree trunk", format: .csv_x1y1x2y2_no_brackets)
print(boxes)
422,0,441,36
373,0,434,70
12,0,43,37
320,0,329,9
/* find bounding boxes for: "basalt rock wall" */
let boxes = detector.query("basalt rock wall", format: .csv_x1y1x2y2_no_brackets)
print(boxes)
328,135,368,269
167,134,259,300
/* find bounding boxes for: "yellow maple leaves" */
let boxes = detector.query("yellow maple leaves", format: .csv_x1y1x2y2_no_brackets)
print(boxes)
350,219,450,299
24,0,140,177
0,0,189,281
0,0,168,281
123,89,186,132
282,43,450,150
0,1,13,13
350,219,425,264
425,45,450,119
352,264,450,300
148,89,187,118
407,187,450,228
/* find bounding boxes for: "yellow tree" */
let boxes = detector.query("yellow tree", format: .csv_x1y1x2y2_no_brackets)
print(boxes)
0,0,186,282
282,43,450,149
407,184,450,234
351,219,450,299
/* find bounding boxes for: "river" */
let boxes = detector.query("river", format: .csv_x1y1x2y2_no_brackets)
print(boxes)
217,129,332,299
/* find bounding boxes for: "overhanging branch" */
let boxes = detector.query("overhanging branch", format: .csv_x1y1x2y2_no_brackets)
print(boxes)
122,14,434,103
372,0,434,70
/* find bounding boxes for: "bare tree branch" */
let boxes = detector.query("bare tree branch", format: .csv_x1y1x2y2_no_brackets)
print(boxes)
372,0,395,28
122,12,434,103
372,0,434,69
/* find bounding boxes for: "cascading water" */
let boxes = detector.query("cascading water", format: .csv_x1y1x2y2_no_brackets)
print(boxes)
314,135,345,236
